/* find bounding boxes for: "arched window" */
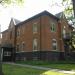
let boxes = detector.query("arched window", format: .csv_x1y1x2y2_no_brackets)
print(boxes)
33,38,38,51
52,39,57,50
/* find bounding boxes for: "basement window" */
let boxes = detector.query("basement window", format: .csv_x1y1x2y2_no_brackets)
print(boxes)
33,57,38,60
4,52,11,56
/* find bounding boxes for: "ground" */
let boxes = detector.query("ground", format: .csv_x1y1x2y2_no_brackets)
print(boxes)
3,63,75,75
16,60,75,70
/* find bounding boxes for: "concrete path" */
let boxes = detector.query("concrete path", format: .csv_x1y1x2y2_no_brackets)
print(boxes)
3,62,75,74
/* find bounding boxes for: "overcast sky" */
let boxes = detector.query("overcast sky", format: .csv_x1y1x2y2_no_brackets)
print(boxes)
0,0,64,32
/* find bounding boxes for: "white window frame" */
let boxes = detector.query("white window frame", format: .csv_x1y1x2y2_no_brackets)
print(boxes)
16,44,20,52
17,29,20,37
33,38,38,51
63,28,66,38
33,23,38,34
51,23,56,32
4,52,11,56
22,42,25,51
52,39,57,51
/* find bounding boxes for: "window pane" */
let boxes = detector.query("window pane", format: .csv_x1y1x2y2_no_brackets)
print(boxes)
33,23,38,33
51,23,56,32
4,52,11,56
52,39,57,50
22,42,25,51
17,29,20,37
16,45,19,52
4,52,7,56
33,39,38,51
7,52,11,56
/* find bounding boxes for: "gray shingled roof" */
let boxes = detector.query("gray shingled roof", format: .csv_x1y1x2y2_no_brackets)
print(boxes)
14,18,21,25
11,18,21,25
55,12,63,19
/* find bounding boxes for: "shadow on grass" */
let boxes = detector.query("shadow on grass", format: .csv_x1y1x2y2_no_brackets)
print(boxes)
16,60,75,71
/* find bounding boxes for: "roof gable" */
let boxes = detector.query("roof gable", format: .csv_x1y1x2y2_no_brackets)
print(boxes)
9,18,21,29
55,12,65,19
16,10,59,27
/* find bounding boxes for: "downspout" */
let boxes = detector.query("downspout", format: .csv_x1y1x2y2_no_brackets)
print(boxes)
40,16,42,59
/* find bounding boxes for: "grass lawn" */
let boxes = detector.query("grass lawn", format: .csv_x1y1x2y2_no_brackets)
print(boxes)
16,60,75,71
2,64,72,75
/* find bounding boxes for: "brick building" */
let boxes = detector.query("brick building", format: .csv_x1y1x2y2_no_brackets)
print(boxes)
1,11,73,61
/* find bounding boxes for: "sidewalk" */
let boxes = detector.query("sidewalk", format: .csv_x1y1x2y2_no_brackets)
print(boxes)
3,62,75,74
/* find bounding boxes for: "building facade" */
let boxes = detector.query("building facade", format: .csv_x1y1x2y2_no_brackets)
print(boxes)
1,11,73,61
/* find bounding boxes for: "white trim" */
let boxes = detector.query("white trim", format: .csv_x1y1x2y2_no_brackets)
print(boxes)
33,38,38,51
52,39,58,51
16,51,26,53
1,48,3,61
21,42,25,51
33,22,38,33
50,23,56,32
51,50,58,51
33,50,38,52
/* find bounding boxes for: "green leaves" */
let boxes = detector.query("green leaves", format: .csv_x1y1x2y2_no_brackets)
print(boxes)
62,0,74,25
0,0,24,6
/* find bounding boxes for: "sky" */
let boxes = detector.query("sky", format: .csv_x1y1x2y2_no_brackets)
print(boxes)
0,0,64,32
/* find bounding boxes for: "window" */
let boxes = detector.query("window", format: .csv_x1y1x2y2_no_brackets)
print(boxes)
16,44,20,52
63,27,66,38
22,42,25,51
33,57,38,60
33,38,38,51
52,39,57,50
51,23,56,32
17,29,20,37
33,23,38,33
10,31,12,39
4,52,11,56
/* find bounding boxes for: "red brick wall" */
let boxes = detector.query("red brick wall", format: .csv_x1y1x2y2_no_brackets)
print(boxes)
16,17,41,52
40,15,65,52
2,14,70,53
16,15,64,52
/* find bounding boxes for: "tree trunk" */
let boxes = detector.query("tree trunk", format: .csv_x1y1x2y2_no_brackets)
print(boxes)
72,0,75,17
0,46,3,75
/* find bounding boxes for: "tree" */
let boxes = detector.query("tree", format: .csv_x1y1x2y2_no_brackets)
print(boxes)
62,0,75,27
72,0,75,17
0,0,24,6
62,0,75,25
62,0,75,54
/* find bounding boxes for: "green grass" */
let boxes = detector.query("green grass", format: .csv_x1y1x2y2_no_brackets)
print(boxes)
16,60,75,70
3,64,44,75
2,64,72,75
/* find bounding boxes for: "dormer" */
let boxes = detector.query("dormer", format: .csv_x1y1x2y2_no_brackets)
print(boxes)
8,18,21,29
9,18,15,29
55,12,65,19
